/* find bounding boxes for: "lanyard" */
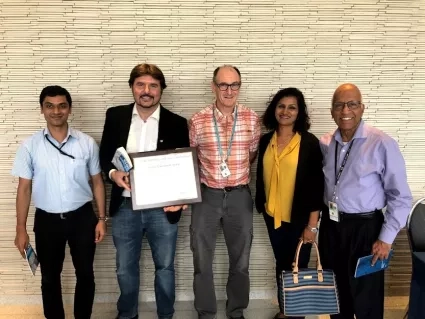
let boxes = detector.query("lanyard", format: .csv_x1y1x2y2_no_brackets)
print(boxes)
45,135,75,159
332,140,354,200
213,106,238,161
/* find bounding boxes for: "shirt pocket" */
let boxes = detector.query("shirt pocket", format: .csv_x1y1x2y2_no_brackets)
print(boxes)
71,157,89,182
234,124,252,146
356,157,382,187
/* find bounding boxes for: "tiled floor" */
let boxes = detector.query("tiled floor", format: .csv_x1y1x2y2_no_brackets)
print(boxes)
0,298,409,319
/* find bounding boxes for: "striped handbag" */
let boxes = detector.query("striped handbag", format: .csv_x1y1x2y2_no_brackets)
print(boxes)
279,240,340,316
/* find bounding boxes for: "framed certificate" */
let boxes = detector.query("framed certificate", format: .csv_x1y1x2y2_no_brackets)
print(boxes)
128,147,202,210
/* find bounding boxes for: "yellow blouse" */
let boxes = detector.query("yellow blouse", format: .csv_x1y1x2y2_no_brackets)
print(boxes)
263,132,301,229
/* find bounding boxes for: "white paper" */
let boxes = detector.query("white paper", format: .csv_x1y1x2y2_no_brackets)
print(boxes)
132,152,198,206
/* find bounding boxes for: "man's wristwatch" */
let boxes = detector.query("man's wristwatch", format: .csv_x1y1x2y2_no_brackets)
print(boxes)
307,225,318,233
98,216,109,222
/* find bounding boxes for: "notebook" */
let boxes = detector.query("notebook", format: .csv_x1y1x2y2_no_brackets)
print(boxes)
354,249,394,278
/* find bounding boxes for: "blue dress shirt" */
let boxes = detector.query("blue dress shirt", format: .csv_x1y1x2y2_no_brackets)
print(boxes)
11,127,101,213
320,120,413,244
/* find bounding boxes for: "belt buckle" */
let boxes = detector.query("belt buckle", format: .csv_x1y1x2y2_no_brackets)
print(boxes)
224,186,231,192
60,213,66,220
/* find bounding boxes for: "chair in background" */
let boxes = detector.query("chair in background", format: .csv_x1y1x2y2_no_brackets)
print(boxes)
405,197,425,319
407,197,425,251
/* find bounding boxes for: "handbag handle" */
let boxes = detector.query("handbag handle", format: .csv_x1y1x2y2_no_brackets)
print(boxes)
292,239,324,284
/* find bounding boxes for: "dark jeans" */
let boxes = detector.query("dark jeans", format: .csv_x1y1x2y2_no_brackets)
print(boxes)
34,202,97,319
263,212,311,319
319,208,385,319
112,199,178,319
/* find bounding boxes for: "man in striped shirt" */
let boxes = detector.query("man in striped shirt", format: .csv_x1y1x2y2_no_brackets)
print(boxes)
189,65,261,319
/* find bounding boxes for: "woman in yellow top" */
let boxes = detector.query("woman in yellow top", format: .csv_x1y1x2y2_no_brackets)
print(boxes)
255,87,324,319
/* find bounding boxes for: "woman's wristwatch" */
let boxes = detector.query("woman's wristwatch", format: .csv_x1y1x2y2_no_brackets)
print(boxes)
98,216,109,222
307,225,318,233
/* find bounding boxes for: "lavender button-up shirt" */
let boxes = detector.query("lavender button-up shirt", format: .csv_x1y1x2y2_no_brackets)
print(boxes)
320,120,412,244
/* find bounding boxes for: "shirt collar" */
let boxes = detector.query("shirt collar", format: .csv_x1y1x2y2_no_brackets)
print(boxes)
271,131,278,146
213,103,238,122
334,119,367,144
43,126,75,142
270,131,301,148
132,103,161,121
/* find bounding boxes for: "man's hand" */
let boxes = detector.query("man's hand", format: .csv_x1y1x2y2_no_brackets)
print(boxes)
111,171,131,191
15,226,29,258
371,239,392,266
95,221,107,243
163,205,188,213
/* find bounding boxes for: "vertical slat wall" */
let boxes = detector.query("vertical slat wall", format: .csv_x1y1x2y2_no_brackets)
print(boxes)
0,0,423,302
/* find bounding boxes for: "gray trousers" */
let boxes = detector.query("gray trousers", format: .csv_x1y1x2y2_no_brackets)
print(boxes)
190,184,254,319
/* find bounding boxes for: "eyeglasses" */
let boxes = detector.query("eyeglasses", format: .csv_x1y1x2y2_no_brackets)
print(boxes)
214,82,241,91
332,100,363,111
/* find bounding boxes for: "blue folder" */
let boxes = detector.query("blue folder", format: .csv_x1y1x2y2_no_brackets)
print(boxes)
354,249,394,278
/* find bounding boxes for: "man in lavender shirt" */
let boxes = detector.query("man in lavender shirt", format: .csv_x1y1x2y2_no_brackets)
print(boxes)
318,83,412,319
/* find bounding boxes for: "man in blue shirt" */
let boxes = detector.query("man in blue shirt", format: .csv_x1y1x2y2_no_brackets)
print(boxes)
12,85,107,319
319,83,412,319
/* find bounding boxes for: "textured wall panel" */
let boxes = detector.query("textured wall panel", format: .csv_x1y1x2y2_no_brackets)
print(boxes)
0,0,424,302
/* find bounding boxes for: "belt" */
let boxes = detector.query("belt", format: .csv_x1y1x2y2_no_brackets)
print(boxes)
328,209,382,222
35,202,92,220
201,183,248,193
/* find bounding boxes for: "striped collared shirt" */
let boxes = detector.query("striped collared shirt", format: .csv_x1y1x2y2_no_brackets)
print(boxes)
189,103,261,188
11,127,101,213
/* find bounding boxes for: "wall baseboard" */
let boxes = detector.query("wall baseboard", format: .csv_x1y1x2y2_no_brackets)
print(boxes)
0,290,277,305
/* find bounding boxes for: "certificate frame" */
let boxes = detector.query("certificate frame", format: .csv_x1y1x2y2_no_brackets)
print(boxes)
128,147,202,210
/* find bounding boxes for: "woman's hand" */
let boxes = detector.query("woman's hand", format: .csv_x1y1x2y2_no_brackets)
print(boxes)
301,225,317,244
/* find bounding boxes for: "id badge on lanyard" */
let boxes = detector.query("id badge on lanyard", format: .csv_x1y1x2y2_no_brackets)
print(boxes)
219,161,231,177
328,201,339,222
213,106,238,178
330,140,354,222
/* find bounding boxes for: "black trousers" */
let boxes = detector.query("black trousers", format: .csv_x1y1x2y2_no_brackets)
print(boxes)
34,202,97,319
263,213,311,319
318,208,385,319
